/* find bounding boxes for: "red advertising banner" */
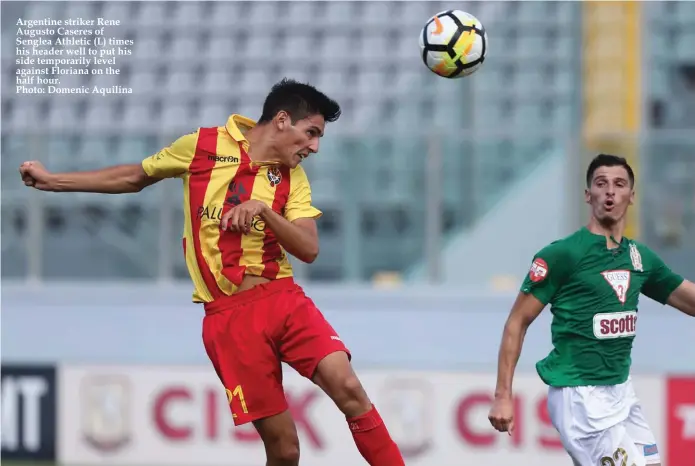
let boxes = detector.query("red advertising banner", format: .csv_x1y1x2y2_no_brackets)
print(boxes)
667,376,695,466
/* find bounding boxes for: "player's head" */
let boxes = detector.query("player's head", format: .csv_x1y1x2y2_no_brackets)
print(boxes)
585,154,635,226
256,78,341,168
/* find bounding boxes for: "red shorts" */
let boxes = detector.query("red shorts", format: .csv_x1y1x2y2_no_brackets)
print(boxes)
202,277,350,425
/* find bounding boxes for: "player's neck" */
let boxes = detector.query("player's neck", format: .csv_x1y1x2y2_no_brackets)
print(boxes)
587,218,626,246
244,126,283,164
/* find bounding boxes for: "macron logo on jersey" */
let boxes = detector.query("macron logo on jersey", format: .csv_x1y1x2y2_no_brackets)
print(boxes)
601,270,631,304
593,311,637,339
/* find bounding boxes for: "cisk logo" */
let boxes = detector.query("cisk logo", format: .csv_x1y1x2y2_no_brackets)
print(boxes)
601,270,631,304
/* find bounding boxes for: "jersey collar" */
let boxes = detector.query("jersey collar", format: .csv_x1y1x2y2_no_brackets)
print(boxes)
225,114,257,143
582,226,630,250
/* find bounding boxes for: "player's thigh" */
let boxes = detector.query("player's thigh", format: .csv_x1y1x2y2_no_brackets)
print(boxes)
566,425,646,466
624,403,661,465
547,388,641,466
547,387,591,464
202,307,287,425
276,288,351,380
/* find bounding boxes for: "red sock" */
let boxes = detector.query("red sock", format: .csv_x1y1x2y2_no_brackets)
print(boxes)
347,405,405,466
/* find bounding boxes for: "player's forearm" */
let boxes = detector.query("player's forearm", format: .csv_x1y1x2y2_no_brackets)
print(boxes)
494,316,528,399
50,164,152,194
259,207,319,263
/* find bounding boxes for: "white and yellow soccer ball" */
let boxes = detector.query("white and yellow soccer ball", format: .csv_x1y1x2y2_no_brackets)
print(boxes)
419,10,487,78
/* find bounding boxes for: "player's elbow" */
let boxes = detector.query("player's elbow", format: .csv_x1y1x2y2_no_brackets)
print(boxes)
505,312,532,335
299,244,319,263
123,165,154,193
124,179,144,193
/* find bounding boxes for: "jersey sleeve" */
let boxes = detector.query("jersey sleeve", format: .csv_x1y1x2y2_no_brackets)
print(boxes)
519,242,574,305
285,166,322,222
141,131,198,179
641,247,685,304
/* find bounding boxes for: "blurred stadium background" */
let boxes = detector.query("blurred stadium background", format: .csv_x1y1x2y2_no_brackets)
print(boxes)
1,1,694,466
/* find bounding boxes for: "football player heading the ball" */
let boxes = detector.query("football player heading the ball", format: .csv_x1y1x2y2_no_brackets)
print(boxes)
489,154,695,466
19,79,406,466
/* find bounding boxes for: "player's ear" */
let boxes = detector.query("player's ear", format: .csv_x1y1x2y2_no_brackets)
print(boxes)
274,111,290,131
584,188,591,205
629,189,635,205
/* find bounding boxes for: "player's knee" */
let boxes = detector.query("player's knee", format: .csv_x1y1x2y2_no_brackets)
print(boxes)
332,374,372,416
253,412,300,466
266,437,300,465
314,352,372,416
262,429,300,465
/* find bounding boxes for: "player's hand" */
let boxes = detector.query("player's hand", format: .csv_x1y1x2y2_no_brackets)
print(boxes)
19,161,54,191
220,200,266,234
488,396,515,435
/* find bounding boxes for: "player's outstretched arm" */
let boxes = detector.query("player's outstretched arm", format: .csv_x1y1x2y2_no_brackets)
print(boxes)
641,247,695,317
19,161,158,194
489,292,545,434
667,280,695,317
18,131,198,194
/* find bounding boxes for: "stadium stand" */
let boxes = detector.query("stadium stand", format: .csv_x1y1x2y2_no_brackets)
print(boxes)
2,1,693,281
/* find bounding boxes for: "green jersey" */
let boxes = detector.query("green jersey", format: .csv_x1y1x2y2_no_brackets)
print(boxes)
521,227,684,387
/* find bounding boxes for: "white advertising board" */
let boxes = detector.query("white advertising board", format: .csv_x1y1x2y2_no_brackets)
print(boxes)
59,366,665,466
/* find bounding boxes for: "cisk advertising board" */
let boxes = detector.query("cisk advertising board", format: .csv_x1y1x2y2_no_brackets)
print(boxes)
59,366,669,466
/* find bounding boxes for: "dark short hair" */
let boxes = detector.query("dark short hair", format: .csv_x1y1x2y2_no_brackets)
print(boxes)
257,78,341,124
586,154,635,188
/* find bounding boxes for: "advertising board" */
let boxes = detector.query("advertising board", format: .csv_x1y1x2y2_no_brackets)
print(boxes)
666,376,695,466
1,365,57,462
59,366,665,466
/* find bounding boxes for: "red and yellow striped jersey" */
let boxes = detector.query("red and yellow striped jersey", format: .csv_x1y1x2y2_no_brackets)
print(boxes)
142,114,322,303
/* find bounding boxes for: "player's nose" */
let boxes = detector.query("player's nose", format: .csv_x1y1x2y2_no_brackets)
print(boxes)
307,139,319,154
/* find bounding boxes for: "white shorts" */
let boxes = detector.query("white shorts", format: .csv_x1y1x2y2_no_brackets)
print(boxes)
547,377,661,466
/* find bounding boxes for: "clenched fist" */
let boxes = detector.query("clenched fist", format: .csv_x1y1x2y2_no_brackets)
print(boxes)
19,161,54,191
221,199,267,234
488,396,515,435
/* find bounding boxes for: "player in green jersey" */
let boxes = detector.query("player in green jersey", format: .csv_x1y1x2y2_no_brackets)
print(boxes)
488,154,695,466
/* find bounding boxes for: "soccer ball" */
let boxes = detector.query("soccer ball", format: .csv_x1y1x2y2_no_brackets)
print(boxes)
419,10,487,78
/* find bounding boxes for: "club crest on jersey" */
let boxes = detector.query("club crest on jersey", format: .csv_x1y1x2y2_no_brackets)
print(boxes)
529,258,548,283
267,167,282,187
601,270,631,304
629,243,643,272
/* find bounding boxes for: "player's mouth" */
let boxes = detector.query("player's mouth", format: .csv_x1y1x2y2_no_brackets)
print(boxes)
604,199,615,211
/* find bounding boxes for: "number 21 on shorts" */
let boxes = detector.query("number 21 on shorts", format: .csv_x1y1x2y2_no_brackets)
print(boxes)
226,385,249,418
